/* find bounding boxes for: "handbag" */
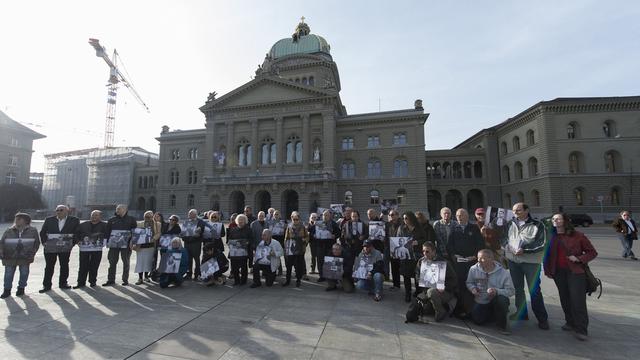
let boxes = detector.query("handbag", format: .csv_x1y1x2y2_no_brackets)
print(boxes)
557,236,602,299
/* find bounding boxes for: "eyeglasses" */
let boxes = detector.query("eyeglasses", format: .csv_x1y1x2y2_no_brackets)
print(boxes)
292,218,300,221
55,209,65,212
170,218,178,221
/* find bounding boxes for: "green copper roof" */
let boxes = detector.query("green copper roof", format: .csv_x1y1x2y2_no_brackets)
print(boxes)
269,34,331,59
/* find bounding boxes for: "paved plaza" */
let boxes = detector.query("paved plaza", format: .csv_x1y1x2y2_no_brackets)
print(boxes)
0,224,639,359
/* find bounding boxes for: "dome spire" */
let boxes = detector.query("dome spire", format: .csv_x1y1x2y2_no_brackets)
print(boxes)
292,16,310,43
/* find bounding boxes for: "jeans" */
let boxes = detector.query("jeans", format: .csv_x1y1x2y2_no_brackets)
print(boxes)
356,272,384,296
508,260,548,322
4,265,30,289
107,248,131,283
472,295,510,330
43,252,71,288
618,234,635,257
553,268,589,335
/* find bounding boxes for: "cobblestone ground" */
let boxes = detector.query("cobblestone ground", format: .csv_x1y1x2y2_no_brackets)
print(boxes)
0,223,638,359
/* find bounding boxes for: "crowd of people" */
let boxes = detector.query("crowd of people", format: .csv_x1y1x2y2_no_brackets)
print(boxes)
1,202,633,341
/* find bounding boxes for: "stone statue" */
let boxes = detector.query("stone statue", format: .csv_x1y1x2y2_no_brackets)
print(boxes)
313,146,321,162
292,16,310,42
207,92,217,103
414,99,423,110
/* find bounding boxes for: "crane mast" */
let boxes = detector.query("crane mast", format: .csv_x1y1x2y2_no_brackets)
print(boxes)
88,38,149,148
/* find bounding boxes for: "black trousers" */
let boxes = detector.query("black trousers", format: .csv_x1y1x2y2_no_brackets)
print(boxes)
472,295,510,330
554,268,589,335
315,241,334,278
43,252,71,288
184,240,202,277
253,264,276,286
285,255,305,281
390,258,401,287
309,241,318,272
230,256,248,284
107,248,131,283
77,251,102,286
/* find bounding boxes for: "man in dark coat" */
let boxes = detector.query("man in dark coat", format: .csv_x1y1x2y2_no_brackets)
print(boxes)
103,204,137,286
39,204,80,293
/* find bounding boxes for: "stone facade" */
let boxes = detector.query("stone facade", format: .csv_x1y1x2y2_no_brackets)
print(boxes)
0,110,45,186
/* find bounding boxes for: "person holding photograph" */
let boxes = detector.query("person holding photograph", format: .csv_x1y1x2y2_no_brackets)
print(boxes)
407,242,457,323
396,211,427,303
39,204,80,293
134,211,157,285
386,210,404,291
283,211,309,287
103,204,137,287
182,209,206,280
474,208,505,266
74,210,107,288
159,238,189,288
206,211,226,253
326,243,354,293
250,211,269,269
467,249,515,335
544,213,598,341
311,209,341,282
352,240,385,301
251,229,283,288
201,242,229,286
307,212,319,275
149,212,167,282
433,207,457,259
270,210,286,276
447,208,485,318
612,210,638,260
341,210,368,263
1,213,40,298
227,214,253,286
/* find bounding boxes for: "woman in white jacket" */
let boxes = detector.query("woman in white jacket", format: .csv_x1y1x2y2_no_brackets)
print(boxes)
251,229,283,288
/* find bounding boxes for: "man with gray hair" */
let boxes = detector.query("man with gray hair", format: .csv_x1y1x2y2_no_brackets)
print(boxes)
103,204,137,286
251,229,283,288
182,209,206,280
75,210,107,288
433,207,457,258
39,204,79,293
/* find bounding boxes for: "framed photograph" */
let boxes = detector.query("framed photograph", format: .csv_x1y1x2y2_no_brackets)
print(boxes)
107,230,131,249
390,236,413,260
132,228,152,245
322,256,344,280
1,238,37,261
200,258,220,278
255,244,271,265
44,234,74,253
159,251,182,274
203,222,223,239
418,261,447,290
314,220,332,240
330,204,345,221
181,221,200,237
78,233,105,252
353,257,374,280
368,221,386,241
270,220,286,236
380,199,398,216
228,238,248,257
159,235,174,249
284,238,300,256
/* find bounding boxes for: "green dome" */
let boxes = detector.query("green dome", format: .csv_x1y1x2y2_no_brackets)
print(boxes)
269,34,331,59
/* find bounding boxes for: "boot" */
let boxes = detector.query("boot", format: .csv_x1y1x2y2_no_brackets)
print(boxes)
1,289,10,299
16,288,25,296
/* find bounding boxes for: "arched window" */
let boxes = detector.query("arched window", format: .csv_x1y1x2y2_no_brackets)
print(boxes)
514,162,523,180
138,176,143,189
261,144,269,165
526,130,535,146
605,150,621,173
188,148,198,160
188,168,198,184
295,141,302,163
474,161,483,178
270,143,277,164
513,136,520,151
170,194,176,208
501,142,508,155
302,77,308,85
452,162,462,179
603,120,616,138
432,162,441,178
341,161,355,179
574,187,585,206
148,176,154,189
286,135,300,164
367,158,381,178
286,142,294,163
610,187,621,206
528,157,538,177
463,161,472,178
569,152,582,173
246,144,252,166
442,162,451,179
309,76,314,86
393,158,408,177
169,169,179,185
397,189,407,205
504,193,512,208
187,194,195,207
370,190,380,205
517,191,525,203
341,137,354,150
502,165,510,183
567,122,578,139
238,145,246,166
393,133,407,145
143,177,148,189
344,191,353,205
531,190,540,207
5,172,17,185
171,149,180,160
260,137,275,165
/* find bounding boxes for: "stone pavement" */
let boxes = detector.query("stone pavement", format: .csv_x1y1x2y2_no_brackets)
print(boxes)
0,226,639,359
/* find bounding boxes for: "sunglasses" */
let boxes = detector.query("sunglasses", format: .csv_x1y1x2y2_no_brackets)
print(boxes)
170,218,178,221
55,209,65,212
292,218,300,221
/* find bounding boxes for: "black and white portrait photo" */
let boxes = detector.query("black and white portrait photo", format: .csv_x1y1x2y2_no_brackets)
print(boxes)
390,236,413,260
314,221,332,240
159,251,182,274
322,256,344,280
159,235,173,249
107,230,131,249
200,258,220,278
78,233,105,252
418,261,447,290
269,220,286,237
44,233,74,253
228,238,249,257
132,227,152,245
2,238,37,261
353,257,374,280
368,221,385,241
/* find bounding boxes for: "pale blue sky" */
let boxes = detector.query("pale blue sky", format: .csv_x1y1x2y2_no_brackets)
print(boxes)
1,0,638,171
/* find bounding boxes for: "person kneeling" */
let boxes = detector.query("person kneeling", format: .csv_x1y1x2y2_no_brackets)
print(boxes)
200,242,229,286
251,229,283,288
159,238,188,288
325,244,354,293
353,240,385,301
466,249,515,334
407,242,458,323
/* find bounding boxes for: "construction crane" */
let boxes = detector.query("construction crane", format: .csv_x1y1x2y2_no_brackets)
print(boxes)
88,38,150,148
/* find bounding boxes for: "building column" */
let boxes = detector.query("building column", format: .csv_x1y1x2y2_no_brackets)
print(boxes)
251,119,258,173
275,117,283,173
302,114,310,172
225,121,234,172
205,120,215,178
322,112,335,175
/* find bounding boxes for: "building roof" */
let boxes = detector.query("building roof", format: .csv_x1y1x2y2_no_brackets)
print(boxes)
0,109,46,139
269,21,330,60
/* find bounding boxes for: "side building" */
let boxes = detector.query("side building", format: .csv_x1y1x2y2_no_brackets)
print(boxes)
0,110,45,186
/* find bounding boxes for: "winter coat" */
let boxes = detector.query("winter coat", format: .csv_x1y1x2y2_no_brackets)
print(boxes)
352,248,385,277
1,225,40,266
254,239,284,272
250,220,269,249
415,255,457,294
226,225,253,258
284,224,309,256
447,223,485,261
500,216,546,264
544,230,597,277
76,220,108,250
106,212,137,235
433,220,458,257
613,218,638,239
466,262,515,305
39,215,80,245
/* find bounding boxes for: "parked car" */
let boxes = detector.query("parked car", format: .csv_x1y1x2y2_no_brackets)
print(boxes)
569,214,593,227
